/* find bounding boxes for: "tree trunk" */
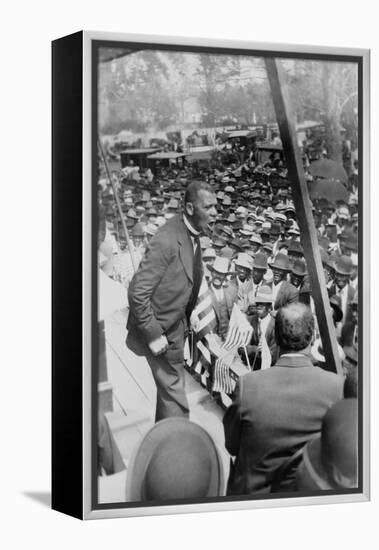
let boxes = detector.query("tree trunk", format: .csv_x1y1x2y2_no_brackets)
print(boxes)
322,63,342,162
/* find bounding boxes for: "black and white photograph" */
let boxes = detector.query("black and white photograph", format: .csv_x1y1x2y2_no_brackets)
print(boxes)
94,36,367,514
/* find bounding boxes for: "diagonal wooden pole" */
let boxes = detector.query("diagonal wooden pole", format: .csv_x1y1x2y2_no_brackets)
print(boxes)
98,136,137,273
265,58,342,376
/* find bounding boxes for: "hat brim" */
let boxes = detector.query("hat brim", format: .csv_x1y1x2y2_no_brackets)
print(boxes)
209,266,231,275
269,262,290,271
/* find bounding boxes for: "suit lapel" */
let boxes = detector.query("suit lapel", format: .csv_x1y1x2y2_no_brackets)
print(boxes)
177,218,194,283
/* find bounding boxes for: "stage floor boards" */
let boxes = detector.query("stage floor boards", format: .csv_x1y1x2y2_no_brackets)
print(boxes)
98,309,230,503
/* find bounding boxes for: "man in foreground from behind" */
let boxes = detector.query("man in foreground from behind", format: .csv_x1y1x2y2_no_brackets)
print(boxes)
223,302,344,495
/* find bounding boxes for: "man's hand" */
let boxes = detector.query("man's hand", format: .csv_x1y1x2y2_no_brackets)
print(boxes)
148,335,169,356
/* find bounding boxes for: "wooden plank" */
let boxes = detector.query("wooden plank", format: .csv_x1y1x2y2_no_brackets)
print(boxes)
104,312,157,402
265,58,342,376
105,342,156,418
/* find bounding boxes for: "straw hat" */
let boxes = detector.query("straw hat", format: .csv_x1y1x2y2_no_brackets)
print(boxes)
203,248,216,260
334,255,354,276
255,285,273,304
234,253,254,271
209,256,231,275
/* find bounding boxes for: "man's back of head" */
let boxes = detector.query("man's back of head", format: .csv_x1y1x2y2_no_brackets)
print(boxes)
275,302,314,354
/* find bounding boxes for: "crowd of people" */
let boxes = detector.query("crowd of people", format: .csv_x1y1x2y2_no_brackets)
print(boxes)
98,144,359,497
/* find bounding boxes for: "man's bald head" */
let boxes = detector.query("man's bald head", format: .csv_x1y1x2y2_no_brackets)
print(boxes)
275,302,314,353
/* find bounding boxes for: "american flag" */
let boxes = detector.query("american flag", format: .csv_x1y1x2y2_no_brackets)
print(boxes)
188,276,217,386
223,304,253,351
213,354,236,394
213,304,253,394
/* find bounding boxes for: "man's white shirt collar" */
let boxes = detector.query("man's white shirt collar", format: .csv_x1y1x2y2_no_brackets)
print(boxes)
183,215,201,237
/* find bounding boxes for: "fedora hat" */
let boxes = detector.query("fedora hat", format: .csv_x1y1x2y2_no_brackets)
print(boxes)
125,418,224,501
230,237,243,251
255,285,273,304
253,252,268,270
212,237,225,248
269,253,291,271
288,241,304,255
220,246,234,259
275,212,287,223
224,185,235,193
262,242,273,253
296,399,358,491
240,224,255,236
291,258,307,277
210,256,230,275
334,255,354,276
219,225,234,238
126,208,139,220
249,233,263,246
131,223,145,238
234,252,254,271
270,222,282,235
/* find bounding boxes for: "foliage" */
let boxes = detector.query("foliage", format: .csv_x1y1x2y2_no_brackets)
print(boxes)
99,49,358,161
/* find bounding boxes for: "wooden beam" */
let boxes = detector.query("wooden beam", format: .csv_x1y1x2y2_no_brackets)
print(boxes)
265,58,342,376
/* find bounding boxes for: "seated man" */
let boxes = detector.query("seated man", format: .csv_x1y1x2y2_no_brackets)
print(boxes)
208,256,237,341
223,302,343,495
269,253,299,310
230,252,254,313
245,285,278,370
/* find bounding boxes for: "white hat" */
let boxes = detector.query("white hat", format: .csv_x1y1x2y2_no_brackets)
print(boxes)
240,224,255,236
337,206,350,219
210,256,230,275
234,252,254,270
203,248,216,259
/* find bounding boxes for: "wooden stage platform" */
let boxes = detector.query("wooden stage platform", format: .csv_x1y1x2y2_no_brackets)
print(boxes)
98,309,230,503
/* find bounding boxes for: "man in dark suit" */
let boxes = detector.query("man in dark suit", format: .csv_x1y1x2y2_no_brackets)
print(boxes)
207,256,237,340
327,255,356,327
223,302,343,495
127,181,217,422
245,285,278,370
269,253,299,310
